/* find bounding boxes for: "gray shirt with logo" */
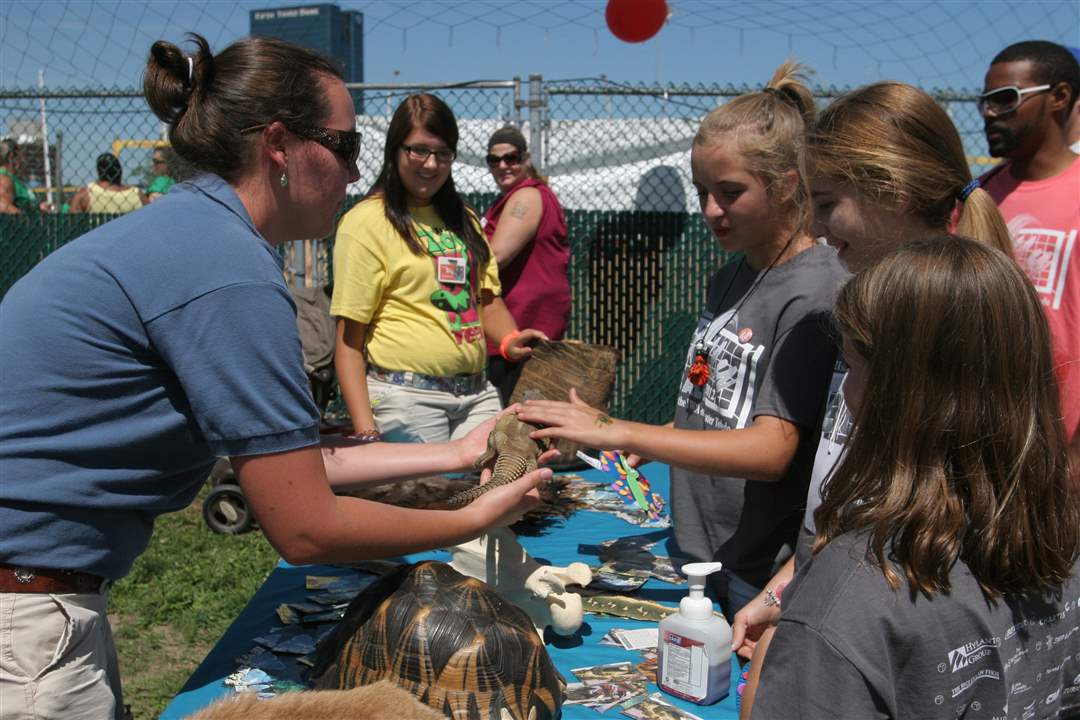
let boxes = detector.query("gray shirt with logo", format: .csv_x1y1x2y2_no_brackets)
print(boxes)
670,244,847,590
755,531,1080,719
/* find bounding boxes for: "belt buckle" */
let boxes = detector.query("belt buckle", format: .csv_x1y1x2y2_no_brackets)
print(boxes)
14,567,35,584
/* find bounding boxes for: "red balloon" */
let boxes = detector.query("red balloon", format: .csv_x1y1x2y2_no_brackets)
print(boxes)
606,0,668,43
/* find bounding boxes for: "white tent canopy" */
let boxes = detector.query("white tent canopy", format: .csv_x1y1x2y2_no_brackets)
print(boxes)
350,115,699,213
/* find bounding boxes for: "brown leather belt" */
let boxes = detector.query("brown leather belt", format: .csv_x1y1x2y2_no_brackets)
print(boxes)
0,563,109,594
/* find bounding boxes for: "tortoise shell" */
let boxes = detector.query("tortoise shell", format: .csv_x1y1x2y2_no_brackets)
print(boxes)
312,561,564,720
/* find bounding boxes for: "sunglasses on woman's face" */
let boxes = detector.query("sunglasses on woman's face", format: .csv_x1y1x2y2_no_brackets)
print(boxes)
289,126,362,166
239,123,362,166
486,151,523,168
976,84,1051,115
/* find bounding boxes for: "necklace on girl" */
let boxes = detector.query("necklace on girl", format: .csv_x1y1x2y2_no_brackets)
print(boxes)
687,233,803,387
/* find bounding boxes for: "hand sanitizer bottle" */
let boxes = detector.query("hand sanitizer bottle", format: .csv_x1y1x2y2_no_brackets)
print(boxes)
656,562,732,705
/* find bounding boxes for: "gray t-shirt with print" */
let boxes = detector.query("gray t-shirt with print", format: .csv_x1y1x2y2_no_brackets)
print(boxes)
793,360,853,572
803,360,852,531
670,244,847,591
755,532,1080,720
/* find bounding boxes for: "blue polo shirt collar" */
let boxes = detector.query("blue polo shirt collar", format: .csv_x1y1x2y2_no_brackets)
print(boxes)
185,173,283,270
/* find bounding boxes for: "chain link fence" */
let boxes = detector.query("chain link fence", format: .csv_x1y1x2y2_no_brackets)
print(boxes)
0,79,992,423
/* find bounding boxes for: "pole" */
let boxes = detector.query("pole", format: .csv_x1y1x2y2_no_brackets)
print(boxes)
512,76,522,127
55,130,63,208
528,74,543,174
38,69,53,206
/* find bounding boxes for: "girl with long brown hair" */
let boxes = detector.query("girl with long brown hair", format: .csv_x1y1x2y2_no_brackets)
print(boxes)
733,79,1015,719
332,94,545,443
752,236,1080,717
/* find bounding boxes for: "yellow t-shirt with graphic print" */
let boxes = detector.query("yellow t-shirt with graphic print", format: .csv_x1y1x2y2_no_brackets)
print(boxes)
330,196,501,378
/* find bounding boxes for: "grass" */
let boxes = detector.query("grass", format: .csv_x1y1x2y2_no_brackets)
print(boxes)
109,483,279,719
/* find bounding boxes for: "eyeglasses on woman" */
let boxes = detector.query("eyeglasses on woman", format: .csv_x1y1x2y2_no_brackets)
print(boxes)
401,144,456,164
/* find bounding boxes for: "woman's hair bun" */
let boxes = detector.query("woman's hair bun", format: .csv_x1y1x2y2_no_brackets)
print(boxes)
143,34,211,124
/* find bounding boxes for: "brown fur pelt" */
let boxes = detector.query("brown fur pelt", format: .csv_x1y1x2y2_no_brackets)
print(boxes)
343,474,588,536
509,339,619,468
184,680,445,720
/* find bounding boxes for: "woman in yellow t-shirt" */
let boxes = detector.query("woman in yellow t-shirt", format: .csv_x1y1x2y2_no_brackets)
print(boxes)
331,93,546,443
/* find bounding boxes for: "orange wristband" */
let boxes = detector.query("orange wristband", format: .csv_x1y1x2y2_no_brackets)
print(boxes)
499,330,521,361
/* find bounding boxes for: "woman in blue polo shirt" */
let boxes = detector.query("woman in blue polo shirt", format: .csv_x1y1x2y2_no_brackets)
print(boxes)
0,34,547,719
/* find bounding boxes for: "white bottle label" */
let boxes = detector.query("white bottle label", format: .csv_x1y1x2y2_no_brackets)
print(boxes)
660,630,709,701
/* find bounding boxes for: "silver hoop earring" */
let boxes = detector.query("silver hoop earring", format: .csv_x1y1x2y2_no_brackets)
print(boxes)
279,171,288,188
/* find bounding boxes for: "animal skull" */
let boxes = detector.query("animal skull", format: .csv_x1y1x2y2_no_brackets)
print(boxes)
449,527,592,637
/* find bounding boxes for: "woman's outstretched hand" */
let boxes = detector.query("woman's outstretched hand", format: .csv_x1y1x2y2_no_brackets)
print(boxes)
467,466,550,529
457,406,563,470
456,412,503,469
517,388,626,449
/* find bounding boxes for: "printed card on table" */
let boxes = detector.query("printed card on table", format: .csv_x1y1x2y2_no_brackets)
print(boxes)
564,680,646,711
619,692,706,719
572,661,647,685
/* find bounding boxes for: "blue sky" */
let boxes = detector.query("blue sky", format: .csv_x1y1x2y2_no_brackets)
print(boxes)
2,0,1078,92
1,0,1076,190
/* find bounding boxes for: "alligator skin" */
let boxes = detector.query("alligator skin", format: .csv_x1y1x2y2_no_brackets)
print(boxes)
444,412,546,508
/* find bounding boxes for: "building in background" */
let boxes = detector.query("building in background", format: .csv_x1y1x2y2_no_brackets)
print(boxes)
250,3,364,112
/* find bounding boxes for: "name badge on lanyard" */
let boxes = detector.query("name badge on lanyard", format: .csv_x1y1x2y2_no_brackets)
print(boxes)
437,255,468,285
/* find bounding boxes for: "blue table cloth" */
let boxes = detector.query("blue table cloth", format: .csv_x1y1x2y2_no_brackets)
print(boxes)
161,463,740,719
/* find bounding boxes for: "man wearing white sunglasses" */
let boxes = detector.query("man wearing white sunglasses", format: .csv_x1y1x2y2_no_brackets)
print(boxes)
979,40,1080,479
980,41,1075,163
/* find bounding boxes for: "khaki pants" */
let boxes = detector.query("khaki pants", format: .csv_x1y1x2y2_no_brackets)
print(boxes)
369,377,502,443
0,591,123,720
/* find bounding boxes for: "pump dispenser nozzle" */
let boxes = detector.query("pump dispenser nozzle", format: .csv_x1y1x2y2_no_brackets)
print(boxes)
680,562,723,621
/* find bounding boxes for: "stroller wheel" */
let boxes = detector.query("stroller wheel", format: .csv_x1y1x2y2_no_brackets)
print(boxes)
203,483,253,534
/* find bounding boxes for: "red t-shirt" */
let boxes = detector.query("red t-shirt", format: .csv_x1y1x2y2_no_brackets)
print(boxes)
983,155,1080,440
483,178,571,355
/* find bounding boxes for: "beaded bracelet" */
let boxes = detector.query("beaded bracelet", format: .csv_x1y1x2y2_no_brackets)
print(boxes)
763,580,788,608
346,429,382,443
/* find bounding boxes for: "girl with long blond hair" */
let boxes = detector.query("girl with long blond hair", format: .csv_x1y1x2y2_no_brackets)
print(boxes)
752,237,1080,717
519,61,847,616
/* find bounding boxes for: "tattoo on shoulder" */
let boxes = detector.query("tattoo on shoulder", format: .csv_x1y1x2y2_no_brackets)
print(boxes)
594,413,613,427
509,201,528,219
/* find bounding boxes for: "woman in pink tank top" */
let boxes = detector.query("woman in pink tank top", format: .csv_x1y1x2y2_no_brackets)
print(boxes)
482,126,571,404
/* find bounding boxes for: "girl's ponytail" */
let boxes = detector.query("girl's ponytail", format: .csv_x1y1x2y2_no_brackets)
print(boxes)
955,186,1013,257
